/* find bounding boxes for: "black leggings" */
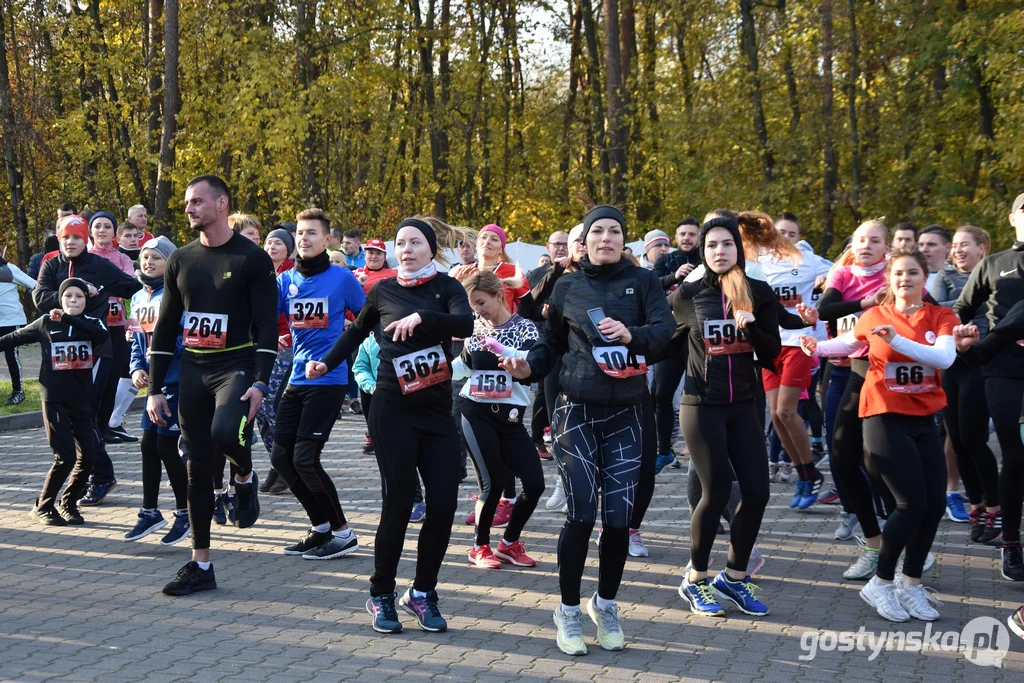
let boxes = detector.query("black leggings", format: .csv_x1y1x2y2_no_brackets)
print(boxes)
630,388,657,530
367,392,460,597
681,402,770,573
39,400,95,510
0,325,22,392
140,429,187,510
461,400,544,546
361,389,424,505
88,356,115,484
943,360,999,507
831,359,895,538
863,413,946,580
985,375,1024,544
805,366,823,440
96,330,128,438
552,396,642,606
178,350,255,550
654,352,686,455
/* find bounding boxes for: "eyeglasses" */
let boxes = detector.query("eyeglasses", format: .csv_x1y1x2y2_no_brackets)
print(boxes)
548,242,568,248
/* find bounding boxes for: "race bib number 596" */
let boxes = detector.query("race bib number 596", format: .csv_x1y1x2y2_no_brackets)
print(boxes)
183,311,228,349
393,345,451,395
703,320,752,356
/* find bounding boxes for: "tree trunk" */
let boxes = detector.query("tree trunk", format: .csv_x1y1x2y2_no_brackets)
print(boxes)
738,0,774,186
297,0,320,205
846,0,862,222
672,0,692,116
147,0,163,210
603,0,628,205
410,0,449,219
0,1,28,265
777,0,800,135
580,0,609,199
821,0,838,254
559,0,583,198
153,0,179,234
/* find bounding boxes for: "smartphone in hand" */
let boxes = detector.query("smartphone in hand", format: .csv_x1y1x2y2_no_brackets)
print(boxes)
587,307,614,343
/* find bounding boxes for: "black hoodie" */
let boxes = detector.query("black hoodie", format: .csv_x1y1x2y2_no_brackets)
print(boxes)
525,255,674,406
667,217,782,405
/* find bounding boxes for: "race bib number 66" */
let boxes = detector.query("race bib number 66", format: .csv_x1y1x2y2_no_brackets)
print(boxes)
884,362,937,394
183,311,228,349
393,344,451,395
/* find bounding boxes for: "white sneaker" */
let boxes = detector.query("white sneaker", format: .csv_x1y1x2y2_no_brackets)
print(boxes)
628,529,649,557
546,479,567,510
895,552,936,578
860,576,909,622
779,463,793,483
768,462,780,483
843,542,880,580
834,512,861,541
894,583,941,621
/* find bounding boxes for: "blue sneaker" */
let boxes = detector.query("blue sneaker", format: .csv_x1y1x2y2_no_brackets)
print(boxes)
789,481,807,509
160,510,191,546
655,452,677,474
945,492,969,523
711,571,769,616
798,472,824,510
678,576,725,616
366,593,403,634
409,502,426,523
213,493,227,526
78,479,117,507
123,509,166,541
399,588,448,632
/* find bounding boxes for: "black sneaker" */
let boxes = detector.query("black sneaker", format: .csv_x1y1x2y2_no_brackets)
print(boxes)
1002,543,1024,582
5,390,25,406
349,398,362,415
302,533,359,560
259,470,278,493
226,493,236,525
268,478,289,494
57,503,85,525
162,561,217,596
232,474,260,528
31,506,67,526
282,528,333,555
78,480,116,506
362,438,375,455
811,442,828,467
160,511,191,546
213,493,227,525
102,428,123,444
108,424,139,443
969,508,986,543
981,511,1003,545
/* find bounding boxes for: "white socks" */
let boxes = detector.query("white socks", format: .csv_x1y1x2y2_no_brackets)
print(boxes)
108,378,138,428
196,561,211,571
312,522,331,533
333,528,353,539
595,594,615,610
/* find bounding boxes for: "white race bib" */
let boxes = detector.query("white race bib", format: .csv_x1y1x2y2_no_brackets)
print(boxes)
51,341,93,370
703,320,752,356
883,362,937,394
289,297,328,329
591,346,647,378
183,311,228,349
468,369,513,399
392,345,451,395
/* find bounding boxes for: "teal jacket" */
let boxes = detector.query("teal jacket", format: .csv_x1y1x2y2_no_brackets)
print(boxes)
353,334,380,394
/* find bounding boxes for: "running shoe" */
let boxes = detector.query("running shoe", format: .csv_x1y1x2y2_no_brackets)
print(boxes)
586,593,625,651
1002,543,1024,582
349,398,362,414
366,593,403,634
895,583,941,621
160,511,191,546
980,511,1003,545
57,503,84,525
399,588,448,632
536,443,553,461
553,604,587,656
843,543,880,580
896,552,936,577
78,480,116,507
654,452,677,474
768,462,780,484
362,438,374,455
969,507,984,542
495,539,537,567
811,442,828,468
30,505,67,527
468,545,503,569
268,477,289,494
232,473,260,528
1009,605,1024,641
409,502,426,523
212,493,227,526
108,424,139,443
711,572,769,616
102,427,123,444
779,462,793,483
748,546,767,576
678,576,725,616
124,510,167,541
258,470,278,493
283,528,333,555
798,472,825,510
226,493,236,524
492,499,513,528
945,492,969,523
543,426,552,446
546,480,567,510
820,485,841,505
627,529,649,558
162,562,217,596
789,481,807,509
834,512,861,541
5,390,25,406
860,576,909,622
303,533,359,560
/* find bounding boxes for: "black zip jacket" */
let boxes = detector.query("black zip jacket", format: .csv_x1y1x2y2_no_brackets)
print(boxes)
653,248,701,291
525,256,674,406
33,251,140,358
0,312,109,401
320,273,474,406
953,244,1024,378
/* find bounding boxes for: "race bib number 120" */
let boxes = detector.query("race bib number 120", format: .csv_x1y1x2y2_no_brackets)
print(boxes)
393,344,451,395
183,311,228,349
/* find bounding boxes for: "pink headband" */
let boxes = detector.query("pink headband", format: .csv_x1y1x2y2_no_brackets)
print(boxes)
480,224,507,250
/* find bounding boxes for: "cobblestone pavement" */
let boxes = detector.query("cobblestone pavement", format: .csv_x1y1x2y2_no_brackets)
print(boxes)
0,406,1021,682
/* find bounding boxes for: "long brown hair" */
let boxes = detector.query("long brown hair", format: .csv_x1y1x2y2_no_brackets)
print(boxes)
880,248,929,307
702,219,754,314
738,211,802,265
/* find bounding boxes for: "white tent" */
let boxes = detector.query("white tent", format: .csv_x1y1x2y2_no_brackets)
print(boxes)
382,239,549,272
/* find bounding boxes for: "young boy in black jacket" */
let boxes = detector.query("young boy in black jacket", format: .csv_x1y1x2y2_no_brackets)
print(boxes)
0,277,109,525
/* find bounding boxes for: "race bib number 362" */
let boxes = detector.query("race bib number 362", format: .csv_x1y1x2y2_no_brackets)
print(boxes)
392,345,451,395
289,298,328,329
703,320,752,356
51,341,93,370
883,362,937,394
592,346,647,378
183,311,228,349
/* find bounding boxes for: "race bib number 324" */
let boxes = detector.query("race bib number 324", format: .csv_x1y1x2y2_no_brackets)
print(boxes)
290,298,328,329
392,345,451,395
183,311,228,349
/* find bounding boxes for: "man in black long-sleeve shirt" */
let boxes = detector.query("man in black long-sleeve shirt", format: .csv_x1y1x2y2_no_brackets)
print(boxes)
147,175,279,596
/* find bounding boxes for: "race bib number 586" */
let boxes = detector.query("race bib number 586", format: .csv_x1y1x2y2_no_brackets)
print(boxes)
183,311,228,349
393,345,451,395
52,341,93,370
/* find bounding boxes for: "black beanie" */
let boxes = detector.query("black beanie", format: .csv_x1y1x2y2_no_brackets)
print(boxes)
581,205,626,244
396,218,438,256
58,277,91,301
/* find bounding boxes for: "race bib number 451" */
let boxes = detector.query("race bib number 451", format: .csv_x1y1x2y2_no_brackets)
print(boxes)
290,298,328,329
592,346,647,378
773,285,802,308
183,311,228,349
703,320,752,356
884,362,937,394
393,345,451,395
52,341,93,370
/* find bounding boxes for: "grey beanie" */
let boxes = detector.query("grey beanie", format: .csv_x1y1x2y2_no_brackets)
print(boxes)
141,236,176,261
267,228,295,255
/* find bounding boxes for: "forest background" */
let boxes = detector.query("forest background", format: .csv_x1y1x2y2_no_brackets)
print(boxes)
0,0,1021,267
